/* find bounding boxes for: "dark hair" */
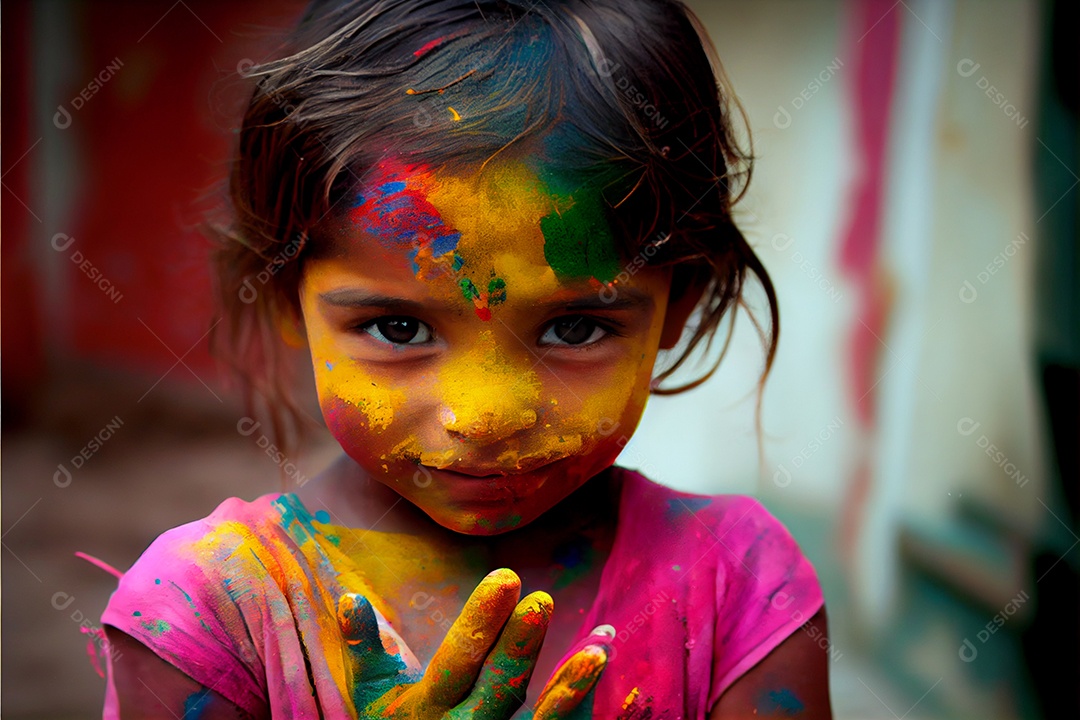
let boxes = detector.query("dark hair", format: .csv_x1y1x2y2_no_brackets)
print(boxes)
211,0,778,453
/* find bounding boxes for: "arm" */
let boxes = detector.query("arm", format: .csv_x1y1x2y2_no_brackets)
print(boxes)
708,608,833,720
104,627,255,720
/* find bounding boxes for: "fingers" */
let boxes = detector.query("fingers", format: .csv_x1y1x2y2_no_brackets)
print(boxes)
533,643,609,720
450,590,553,719
422,568,523,707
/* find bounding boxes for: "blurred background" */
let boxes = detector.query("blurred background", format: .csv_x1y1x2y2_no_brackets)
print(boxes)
2,0,1076,717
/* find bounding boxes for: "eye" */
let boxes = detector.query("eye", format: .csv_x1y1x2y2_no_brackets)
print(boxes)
538,316,611,347
359,316,433,345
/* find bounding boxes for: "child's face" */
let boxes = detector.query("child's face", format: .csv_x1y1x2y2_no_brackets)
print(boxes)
299,157,678,535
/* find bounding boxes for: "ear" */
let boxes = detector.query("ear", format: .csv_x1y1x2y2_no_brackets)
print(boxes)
659,265,710,350
278,306,308,349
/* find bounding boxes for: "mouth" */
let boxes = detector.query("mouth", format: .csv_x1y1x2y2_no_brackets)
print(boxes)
422,457,560,480
432,466,507,479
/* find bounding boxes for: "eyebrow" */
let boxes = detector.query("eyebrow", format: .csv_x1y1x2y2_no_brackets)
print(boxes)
318,287,654,313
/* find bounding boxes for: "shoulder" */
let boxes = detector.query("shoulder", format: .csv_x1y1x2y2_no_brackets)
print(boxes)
612,467,826,692
100,491,292,630
612,466,823,618
100,493,293,716
614,466,798,553
111,493,290,580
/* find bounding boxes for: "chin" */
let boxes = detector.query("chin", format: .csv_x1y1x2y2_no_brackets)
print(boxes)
425,503,541,537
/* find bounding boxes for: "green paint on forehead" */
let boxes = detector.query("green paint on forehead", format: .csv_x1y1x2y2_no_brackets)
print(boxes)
539,191,621,284
530,162,622,284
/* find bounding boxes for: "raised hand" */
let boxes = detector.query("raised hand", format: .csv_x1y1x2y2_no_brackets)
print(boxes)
337,568,609,719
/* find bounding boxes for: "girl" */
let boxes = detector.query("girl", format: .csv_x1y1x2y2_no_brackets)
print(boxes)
99,0,831,717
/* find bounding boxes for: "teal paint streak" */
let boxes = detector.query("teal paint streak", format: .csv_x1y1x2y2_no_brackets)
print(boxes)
272,494,320,544
756,688,805,716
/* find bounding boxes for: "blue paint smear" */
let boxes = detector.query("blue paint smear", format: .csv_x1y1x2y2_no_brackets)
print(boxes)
350,175,460,259
665,496,713,522
315,510,331,524
183,690,212,719
377,180,407,195
552,535,591,568
430,231,461,257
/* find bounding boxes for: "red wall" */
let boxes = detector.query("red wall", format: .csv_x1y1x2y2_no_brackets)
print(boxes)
3,0,303,403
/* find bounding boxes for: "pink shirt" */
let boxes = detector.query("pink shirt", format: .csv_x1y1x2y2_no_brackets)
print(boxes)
100,466,823,717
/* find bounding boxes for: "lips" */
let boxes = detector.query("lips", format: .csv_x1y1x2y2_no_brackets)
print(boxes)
434,466,507,479
423,457,560,479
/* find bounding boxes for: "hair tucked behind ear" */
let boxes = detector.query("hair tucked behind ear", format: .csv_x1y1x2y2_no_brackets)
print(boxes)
208,0,778,458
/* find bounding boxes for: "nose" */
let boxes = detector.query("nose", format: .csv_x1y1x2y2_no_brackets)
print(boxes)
437,342,541,443
440,404,538,441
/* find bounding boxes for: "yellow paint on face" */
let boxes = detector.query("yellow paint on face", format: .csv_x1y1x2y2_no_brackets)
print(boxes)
300,158,673,535
316,356,405,432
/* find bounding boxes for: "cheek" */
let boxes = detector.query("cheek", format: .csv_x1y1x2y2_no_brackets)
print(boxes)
558,320,662,434
317,365,406,432
311,335,413,470
534,355,653,455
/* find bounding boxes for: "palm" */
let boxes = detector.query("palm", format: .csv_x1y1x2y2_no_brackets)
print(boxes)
337,568,609,719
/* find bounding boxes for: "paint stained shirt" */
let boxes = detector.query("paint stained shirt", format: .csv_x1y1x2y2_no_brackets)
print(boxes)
100,467,823,718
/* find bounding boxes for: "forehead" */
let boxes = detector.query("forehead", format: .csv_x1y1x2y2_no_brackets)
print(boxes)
341,158,620,272
312,157,630,314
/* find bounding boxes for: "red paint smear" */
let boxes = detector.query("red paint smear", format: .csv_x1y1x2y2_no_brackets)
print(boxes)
348,160,441,242
836,0,901,426
413,36,445,57
469,289,492,322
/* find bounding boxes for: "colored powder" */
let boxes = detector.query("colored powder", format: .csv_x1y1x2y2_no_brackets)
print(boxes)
487,276,507,304
496,513,522,530
758,688,806,716
272,495,320,545
535,645,605,715
430,330,542,443
456,275,506,322
462,592,552,707
413,36,445,57
338,593,409,712
539,192,620,284
183,690,212,719
328,389,402,432
347,159,625,327
551,535,595,591
665,497,713,523
459,277,480,301
170,580,210,631
348,160,462,278
140,619,170,636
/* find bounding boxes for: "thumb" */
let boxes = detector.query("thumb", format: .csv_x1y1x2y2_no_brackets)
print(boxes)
338,592,410,689
338,592,382,653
